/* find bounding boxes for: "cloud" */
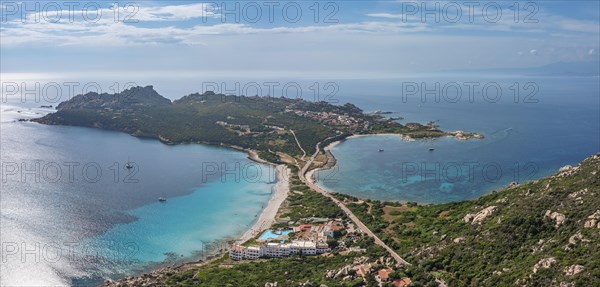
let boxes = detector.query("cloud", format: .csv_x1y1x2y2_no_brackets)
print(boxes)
530,49,538,55
367,5,600,36
0,17,429,47
134,3,218,21
366,13,403,20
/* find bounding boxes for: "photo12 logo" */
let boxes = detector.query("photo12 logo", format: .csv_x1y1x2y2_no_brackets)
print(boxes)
1,160,140,184
201,161,282,184
199,81,339,103
1,240,139,264
316,161,540,184
1,81,139,104
396,1,539,24
400,81,540,104
0,2,139,23
201,1,339,24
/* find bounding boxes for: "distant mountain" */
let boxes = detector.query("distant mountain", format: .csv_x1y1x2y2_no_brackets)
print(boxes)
447,61,600,77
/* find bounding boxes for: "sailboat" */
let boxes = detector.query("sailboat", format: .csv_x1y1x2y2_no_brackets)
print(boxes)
125,157,133,169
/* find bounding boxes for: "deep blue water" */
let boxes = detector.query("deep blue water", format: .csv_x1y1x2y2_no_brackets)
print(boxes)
1,114,277,286
1,75,598,285
316,77,600,203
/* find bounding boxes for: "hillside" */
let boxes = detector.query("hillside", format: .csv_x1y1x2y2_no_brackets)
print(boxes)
337,153,600,286
104,154,599,287
33,86,478,161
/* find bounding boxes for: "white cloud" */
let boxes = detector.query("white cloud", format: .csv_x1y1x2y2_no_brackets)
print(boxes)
366,13,403,20
367,6,600,36
0,17,430,47
530,49,538,55
134,3,218,21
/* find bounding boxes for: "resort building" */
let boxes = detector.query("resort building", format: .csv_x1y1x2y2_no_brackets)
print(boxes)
230,240,331,261
264,242,290,258
245,246,262,260
229,246,246,261
288,240,317,255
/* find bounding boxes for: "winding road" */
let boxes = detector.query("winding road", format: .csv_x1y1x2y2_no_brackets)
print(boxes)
297,139,410,266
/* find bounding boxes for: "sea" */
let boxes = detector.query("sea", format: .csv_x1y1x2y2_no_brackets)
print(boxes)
0,74,598,285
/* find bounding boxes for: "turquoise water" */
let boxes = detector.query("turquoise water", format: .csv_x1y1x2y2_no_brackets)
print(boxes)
2,76,598,285
316,77,600,203
0,112,277,286
258,229,293,241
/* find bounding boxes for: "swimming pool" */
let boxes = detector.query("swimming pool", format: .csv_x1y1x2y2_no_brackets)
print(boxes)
259,229,292,241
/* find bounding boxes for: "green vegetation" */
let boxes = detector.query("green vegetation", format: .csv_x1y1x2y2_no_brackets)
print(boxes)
280,170,345,222
34,86,469,160
158,167,392,287
165,247,385,287
42,85,593,287
337,154,600,286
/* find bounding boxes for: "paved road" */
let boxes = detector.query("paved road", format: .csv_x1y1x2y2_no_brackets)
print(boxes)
298,141,410,266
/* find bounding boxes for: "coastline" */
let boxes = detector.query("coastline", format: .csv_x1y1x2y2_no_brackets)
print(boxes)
310,133,559,206
102,160,290,287
236,164,290,244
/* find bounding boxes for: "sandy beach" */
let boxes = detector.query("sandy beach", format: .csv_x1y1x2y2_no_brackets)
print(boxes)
236,164,290,244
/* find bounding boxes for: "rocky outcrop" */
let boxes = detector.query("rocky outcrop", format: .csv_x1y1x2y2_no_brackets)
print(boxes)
568,232,590,245
56,85,171,111
544,210,566,227
563,265,585,276
556,165,580,177
464,206,496,225
584,210,600,229
453,237,465,243
532,257,557,274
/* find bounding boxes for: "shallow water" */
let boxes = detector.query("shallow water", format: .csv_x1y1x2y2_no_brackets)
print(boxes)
1,115,277,285
316,77,600,203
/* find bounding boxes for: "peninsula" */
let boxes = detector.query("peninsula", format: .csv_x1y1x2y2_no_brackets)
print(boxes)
33,85,482,165
32,85,491,286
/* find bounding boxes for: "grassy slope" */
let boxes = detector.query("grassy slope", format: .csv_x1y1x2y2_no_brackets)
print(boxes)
338,153,600,286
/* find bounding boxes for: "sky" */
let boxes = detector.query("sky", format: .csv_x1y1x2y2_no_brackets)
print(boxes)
1,1,599,78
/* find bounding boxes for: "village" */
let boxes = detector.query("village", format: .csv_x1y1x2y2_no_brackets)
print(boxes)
285,108,371,132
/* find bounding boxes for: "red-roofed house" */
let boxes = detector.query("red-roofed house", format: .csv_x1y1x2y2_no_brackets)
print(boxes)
377,268,394,282
393,277,412,287
297,224,313,232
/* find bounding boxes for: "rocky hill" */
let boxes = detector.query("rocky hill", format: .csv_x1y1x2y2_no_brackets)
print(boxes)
56,85,171,110
338,153,600,286
33,86,467,160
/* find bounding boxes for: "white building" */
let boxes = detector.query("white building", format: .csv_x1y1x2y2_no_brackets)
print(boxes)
245,246,262,260
316,242,331,254
263,242,290,258
288,240,317,255
230,240,330,261
230,246,246,261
